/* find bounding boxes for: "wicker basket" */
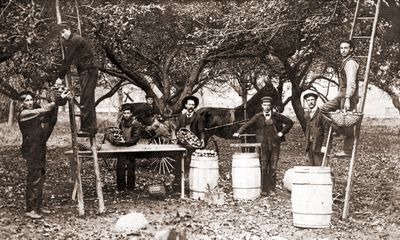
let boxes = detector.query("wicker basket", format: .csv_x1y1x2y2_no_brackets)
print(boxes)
328,111,363,127
104,127,126,146
176,128,203,149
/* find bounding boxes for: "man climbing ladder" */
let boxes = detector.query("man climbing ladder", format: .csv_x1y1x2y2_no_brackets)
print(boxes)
56,22,98,137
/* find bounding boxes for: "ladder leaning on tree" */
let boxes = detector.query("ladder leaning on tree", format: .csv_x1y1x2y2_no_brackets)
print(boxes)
55,0,105,216
321,0,382,219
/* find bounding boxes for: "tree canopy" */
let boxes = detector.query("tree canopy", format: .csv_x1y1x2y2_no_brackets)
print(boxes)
1,0,399,123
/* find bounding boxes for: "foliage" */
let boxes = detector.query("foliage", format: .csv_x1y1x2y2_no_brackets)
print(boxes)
1,0,399,121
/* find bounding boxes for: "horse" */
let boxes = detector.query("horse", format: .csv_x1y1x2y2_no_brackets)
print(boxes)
190,83,284,146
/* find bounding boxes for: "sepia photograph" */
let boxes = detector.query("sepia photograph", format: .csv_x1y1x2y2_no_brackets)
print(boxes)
0,0,399,239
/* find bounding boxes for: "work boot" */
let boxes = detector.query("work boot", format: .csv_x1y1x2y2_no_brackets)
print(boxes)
39,208,51,214
25,210,42,219
334,151,351,158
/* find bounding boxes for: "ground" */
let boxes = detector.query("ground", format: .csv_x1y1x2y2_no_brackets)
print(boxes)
0,113,399,239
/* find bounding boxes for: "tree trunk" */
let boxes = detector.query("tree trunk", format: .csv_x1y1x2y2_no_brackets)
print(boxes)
7,100,15,126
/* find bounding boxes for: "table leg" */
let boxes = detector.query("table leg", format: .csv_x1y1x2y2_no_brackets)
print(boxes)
181,153,185,199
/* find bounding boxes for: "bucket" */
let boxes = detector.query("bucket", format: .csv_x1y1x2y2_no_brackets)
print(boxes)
232,152,261,200
189,155,219,200
291,166,332,228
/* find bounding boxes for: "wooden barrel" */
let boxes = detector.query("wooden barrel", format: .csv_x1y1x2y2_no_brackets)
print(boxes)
189,155,219,200
291,166,332,228
232,152,261,200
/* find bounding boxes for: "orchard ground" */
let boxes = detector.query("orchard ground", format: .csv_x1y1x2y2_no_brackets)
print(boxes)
0,113,399,239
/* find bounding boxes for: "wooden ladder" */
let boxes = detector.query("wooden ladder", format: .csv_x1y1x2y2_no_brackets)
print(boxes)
65,76,105,216
321,0,382,219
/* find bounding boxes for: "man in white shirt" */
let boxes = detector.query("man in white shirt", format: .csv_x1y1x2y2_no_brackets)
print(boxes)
321,40,359,157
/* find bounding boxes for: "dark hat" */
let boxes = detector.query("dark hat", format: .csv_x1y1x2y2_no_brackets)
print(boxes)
145,94,155,99
261,96,273,103
57,22,71,32
120,103,133,112
18,90,35,101
303,90,318,100
182,95,199,109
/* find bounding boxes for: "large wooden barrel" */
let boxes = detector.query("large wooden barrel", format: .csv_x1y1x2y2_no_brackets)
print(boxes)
291,166,332,228
189,155,219,200
232,152,261,200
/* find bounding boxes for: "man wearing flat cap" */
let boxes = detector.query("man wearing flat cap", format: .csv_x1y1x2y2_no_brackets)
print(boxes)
303,90,327,166
115,103,141,192
233,96,293,194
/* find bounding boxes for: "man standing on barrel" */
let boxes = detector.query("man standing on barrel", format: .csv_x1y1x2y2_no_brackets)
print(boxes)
233,96,293,195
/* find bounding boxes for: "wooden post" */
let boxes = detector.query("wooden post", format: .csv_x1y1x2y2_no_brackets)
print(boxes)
90,137,105,213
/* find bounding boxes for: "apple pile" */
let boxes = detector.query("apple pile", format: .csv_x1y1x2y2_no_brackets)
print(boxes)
108,127,126,143
193,149,217,157
178,128,203,148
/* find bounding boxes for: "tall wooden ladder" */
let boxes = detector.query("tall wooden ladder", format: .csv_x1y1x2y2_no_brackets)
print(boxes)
321,0,381,219
65,76,105,216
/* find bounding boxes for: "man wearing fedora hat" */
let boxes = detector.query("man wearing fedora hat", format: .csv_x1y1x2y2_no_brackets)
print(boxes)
303,90,327,166
175,95,199,132
172,95,200,191
233,96,293,194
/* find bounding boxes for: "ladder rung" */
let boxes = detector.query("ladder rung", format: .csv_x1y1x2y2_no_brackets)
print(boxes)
352,36,371,39
354,55,368,58
356,16,375,20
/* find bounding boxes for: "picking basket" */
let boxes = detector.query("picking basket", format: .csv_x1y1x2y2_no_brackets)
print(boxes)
327,111,363,128
176,128,203,149
104,127,126,146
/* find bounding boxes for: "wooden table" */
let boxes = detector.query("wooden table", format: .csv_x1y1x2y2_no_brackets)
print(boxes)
67,142,187,198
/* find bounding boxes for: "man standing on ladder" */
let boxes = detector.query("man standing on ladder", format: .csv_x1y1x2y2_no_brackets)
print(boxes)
321,40,359,157
55,22,98,137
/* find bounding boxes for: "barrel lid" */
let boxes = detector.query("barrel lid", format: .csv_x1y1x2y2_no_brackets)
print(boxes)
293,166,331,173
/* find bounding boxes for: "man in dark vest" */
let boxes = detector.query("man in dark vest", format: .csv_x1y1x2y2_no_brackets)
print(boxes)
233,96,293,194
172,95,199,191
321,40,359,157
55,22,98,137
18,90,69,219
137,94,161,126
303,90,327,166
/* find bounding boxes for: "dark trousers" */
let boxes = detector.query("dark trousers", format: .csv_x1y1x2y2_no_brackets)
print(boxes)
116,154,135,191
260,143,280,193
25,145,47,212
307,146,323,166
79,68,98,133
320,96,358,154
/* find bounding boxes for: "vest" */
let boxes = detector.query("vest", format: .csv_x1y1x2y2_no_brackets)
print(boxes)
338,56,359,98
